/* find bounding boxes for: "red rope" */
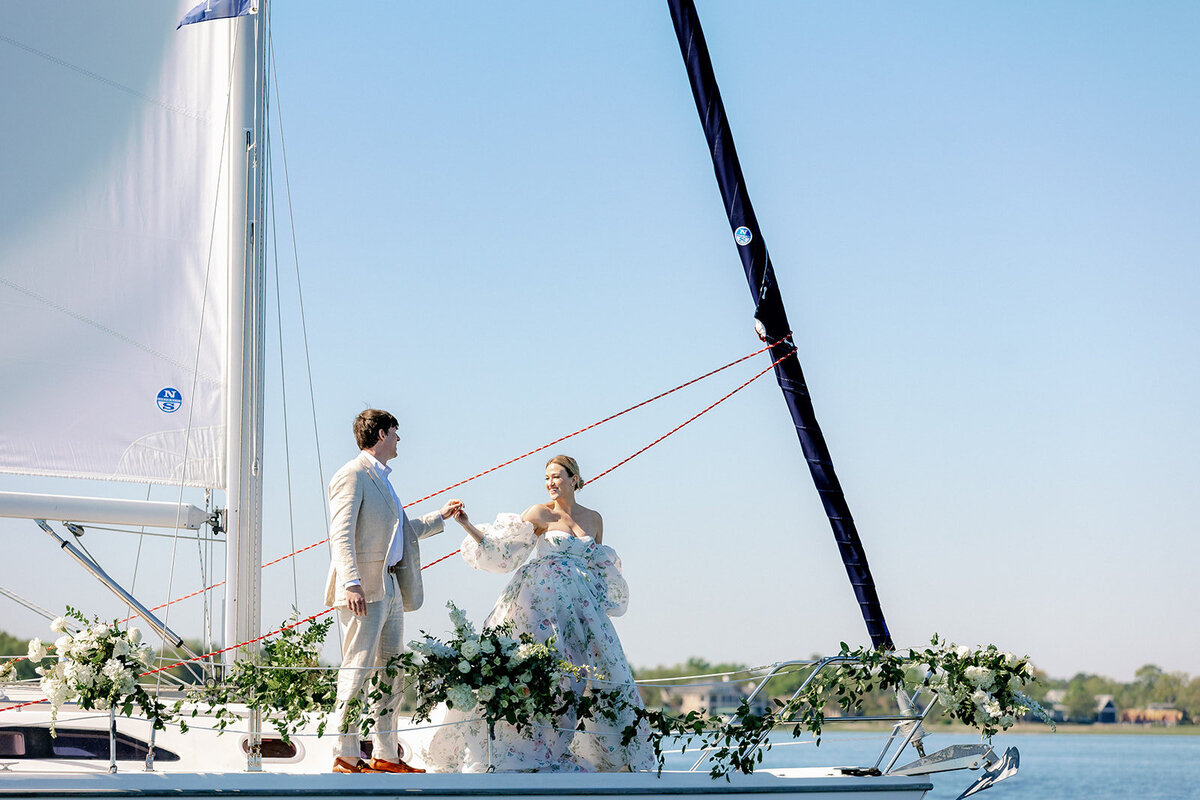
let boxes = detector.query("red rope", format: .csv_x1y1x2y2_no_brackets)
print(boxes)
1,342,794,713
402,338,785,508
590,348,796,483
99,340,787,621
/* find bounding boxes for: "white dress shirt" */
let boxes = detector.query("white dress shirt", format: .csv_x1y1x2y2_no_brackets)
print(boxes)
345,452,404,589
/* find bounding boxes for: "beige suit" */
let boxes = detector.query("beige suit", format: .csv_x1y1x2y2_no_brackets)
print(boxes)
325,451,443,762
325,451,444,610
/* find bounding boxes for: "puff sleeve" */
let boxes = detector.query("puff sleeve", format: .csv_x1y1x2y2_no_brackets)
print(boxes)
460,513,537,573
587,543,630,617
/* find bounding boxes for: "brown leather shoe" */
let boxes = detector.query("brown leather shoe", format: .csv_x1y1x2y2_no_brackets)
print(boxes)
333,757,381,773
368,757,425,774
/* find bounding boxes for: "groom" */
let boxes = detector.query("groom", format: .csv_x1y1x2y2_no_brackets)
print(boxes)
325,408,462,774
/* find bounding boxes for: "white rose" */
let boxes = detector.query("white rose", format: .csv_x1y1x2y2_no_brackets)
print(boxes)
460,639,481,660
954,645,972,659
27,638,48,662
457,660,471,673
113,638,130,657
91,623,108,638
127,627,142,644
477,685,496,702
50,617,68,634
971,689,990,708
965,666,995,691
480,639,496,654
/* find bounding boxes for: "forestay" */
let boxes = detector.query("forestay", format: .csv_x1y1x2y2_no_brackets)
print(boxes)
0,1,245,488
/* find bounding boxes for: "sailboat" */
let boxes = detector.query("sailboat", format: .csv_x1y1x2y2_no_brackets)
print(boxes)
0,2,1024,797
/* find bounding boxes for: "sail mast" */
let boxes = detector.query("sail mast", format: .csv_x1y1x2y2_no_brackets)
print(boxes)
666,0,893,650
224,2,269,662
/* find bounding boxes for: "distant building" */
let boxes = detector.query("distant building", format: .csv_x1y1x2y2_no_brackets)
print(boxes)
1121,704,1185,726
661,677,769,717
1038,690,1118,723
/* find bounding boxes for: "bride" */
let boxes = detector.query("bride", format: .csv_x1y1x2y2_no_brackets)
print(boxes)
422,455,653,772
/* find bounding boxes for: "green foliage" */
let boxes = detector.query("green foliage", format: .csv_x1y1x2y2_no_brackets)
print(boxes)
24,606,171,736
182,615,336,743
624,637,1051,779
0,631,39,682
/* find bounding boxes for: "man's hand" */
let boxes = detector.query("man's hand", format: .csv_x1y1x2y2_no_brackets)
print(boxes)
439,499,464,520
346,584,367,616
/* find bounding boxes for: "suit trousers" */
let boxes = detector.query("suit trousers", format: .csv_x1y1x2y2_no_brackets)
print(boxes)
331,572,406,761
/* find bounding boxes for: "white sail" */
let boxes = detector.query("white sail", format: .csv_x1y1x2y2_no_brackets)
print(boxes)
0,1,245,489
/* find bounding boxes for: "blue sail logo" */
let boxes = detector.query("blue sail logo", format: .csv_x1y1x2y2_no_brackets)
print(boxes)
734,226,753,246
157,387,182,413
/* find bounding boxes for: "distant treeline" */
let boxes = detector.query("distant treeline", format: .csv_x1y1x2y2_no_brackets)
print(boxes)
633,657,1200,723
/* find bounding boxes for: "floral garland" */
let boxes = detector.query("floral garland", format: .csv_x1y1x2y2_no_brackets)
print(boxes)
625,635,1052,778
181,615,336,743
399,602,593,738
18,607,169,736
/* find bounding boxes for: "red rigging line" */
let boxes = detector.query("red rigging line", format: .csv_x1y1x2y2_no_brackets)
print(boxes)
105,339,789,625
0,341,792,709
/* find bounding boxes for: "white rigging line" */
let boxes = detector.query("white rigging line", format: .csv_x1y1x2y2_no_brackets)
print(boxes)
269,29,336,646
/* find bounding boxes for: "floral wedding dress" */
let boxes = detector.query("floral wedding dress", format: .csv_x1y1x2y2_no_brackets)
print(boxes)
422,513,654,772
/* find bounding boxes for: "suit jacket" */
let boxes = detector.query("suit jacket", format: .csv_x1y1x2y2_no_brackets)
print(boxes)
324,452,444,612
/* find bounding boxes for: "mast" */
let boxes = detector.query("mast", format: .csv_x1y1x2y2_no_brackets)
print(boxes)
666,0,893,650
224,2,269,663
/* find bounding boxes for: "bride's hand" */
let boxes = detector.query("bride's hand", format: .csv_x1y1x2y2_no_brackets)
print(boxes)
454,507,470,525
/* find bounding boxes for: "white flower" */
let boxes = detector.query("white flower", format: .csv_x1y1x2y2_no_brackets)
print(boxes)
102,659,125,683
66,662,97,690
954,645,972,659
446,684,477,710
50,617,68,634
91,623,108,638
971,689,990,708
480,638,496,654
27,638,48,662
0,661,16,683
477,685,496,702
983,700,1003,719
515,643,536,660
127,627,142,644
113,638,130,658
131,644,153,667
965,666,995,691
1007,674,1024,692
460,639,481,660
457,660,471,673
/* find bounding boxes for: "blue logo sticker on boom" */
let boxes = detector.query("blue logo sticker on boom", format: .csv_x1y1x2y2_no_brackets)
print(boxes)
734,226,753,246
157,387,182,413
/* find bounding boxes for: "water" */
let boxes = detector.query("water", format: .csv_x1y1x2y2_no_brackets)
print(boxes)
660,730,1200,799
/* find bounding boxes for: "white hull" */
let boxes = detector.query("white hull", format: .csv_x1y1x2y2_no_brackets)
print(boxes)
0,771,931,799
0,700,930,797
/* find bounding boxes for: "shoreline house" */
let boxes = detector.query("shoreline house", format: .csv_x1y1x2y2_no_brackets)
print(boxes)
661,677,770,717
1040,691,1118,724
1121,704,1186,726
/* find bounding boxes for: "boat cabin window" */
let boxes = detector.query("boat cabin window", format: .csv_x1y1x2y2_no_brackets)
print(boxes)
240,736,299,760
0,727,179,761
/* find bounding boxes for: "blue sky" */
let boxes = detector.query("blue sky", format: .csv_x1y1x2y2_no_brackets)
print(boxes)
2,1,1197,683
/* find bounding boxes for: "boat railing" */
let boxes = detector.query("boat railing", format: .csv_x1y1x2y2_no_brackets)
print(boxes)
665,655,933,773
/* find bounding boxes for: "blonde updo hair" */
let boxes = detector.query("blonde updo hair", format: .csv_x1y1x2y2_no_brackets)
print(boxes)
546,454,585,491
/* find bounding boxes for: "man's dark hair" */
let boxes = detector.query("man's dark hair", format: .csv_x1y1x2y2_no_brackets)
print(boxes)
354,409,398,450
